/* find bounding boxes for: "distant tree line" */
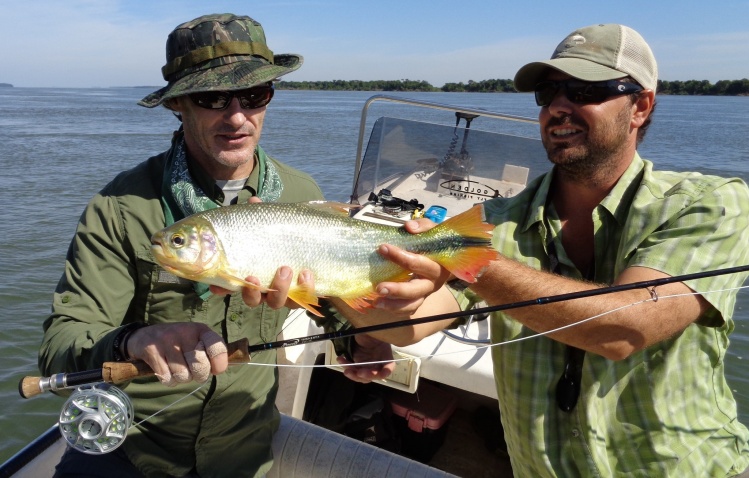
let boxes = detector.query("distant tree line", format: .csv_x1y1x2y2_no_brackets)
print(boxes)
276,79,436,91
276,78,749,95
657,79,749,95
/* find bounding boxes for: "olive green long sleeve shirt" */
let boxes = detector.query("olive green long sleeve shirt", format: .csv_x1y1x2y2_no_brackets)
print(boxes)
40,145,324,478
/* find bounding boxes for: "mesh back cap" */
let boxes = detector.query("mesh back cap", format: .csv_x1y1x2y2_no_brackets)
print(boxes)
514,24,658,92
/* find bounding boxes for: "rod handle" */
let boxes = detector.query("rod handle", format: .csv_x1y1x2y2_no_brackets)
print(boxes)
19,338,251,398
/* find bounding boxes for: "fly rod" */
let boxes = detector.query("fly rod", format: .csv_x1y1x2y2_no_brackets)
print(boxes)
20,264,749,398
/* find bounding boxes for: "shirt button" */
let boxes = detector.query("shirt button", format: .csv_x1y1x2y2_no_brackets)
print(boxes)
572,429,580,437
230,313,239,322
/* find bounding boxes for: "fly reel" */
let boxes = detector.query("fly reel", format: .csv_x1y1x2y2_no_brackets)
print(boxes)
59,383,133,454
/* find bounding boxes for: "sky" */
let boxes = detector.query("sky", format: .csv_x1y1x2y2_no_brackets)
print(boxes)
1,0,748,88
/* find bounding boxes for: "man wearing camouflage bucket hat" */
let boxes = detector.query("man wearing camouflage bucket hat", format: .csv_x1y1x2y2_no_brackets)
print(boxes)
138,13,302,107
41,13,338,477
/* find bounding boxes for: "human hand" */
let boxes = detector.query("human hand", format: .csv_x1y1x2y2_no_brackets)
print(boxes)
336,334,395,383
372,235,451,315
125,323,228,386
209,267,314,310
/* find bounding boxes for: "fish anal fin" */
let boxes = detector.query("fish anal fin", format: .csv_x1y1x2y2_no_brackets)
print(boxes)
342,292,380,313
438,247,498,283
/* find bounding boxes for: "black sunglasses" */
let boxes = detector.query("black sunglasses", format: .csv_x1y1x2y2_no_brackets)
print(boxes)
189,85,274,110
535,79,643,107
556,345,586,412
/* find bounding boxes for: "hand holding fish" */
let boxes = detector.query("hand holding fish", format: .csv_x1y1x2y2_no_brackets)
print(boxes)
209,266,315,310
370,217,450,313
125,323,228,386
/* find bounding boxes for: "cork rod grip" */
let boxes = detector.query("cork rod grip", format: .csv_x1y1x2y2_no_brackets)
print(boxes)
19,338,252,399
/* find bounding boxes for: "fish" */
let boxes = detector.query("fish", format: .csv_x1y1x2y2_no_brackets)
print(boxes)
150,201,497,317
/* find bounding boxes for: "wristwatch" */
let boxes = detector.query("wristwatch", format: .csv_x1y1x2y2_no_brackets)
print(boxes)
112,322,148,362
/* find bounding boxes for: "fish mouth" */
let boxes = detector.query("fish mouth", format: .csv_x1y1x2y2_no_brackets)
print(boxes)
149,242,183,276
150,234,175,264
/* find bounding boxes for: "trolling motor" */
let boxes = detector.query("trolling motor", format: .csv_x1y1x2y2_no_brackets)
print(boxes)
440,112,479,175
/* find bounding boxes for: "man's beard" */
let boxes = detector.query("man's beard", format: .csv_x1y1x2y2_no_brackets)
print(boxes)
542,106,632,183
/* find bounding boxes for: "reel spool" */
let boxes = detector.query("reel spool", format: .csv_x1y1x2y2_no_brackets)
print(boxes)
59,383,133,454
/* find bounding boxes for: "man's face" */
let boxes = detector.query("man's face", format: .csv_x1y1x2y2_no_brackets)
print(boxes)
538,72,636,180
170,95,267,180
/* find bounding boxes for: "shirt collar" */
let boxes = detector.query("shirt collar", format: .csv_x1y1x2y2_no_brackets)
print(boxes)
599,152,646,225
520,152,646,231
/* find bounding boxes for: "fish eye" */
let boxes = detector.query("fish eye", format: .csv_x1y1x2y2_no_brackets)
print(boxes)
170,234,185,248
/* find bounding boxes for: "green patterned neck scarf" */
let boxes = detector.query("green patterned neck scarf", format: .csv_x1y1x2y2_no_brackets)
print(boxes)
160,131,284,299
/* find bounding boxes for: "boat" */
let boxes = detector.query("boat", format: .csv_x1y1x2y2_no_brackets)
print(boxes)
1,94,546,477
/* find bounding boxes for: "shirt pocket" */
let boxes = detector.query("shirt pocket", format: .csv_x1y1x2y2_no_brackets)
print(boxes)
228,299,287,345
134,250,196,324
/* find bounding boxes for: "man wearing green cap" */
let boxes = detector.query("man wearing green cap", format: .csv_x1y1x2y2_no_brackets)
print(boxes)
334,23,749,476
40,13,330,477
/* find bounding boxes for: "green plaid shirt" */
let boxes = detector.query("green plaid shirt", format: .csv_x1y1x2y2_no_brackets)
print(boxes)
458,153,749,477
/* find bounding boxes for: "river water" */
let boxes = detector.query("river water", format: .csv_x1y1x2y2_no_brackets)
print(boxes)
0,88,747,462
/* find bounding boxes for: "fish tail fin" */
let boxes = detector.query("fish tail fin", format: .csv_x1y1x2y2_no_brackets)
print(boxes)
289,283,323,317
433,204,497,282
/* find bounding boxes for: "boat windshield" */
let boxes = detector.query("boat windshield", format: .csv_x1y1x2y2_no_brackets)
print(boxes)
351,114,550,218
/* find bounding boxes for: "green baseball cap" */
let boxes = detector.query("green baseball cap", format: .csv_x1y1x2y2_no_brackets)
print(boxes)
513,24,657,92
139,13,302,108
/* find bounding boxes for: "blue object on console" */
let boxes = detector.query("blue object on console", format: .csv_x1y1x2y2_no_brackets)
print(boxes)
424,205,447,224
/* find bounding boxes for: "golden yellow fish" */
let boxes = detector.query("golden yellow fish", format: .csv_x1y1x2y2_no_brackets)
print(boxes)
150,201,496,316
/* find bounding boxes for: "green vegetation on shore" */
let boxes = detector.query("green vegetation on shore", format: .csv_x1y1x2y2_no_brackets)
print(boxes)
277,78,749,96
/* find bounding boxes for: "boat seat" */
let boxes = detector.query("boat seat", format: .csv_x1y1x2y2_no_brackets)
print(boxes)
268,414,457,477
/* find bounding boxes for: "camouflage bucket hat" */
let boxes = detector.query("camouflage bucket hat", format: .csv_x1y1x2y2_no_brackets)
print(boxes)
139,13,302,108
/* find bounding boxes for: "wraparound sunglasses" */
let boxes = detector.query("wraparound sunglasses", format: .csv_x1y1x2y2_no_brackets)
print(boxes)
535,79,643,107
189,84,274,110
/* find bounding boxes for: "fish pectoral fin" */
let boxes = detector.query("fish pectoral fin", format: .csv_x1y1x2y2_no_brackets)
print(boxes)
289,284,323,317
217,272,276,293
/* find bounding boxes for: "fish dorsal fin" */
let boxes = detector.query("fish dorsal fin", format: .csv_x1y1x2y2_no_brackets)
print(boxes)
304,200,358,216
